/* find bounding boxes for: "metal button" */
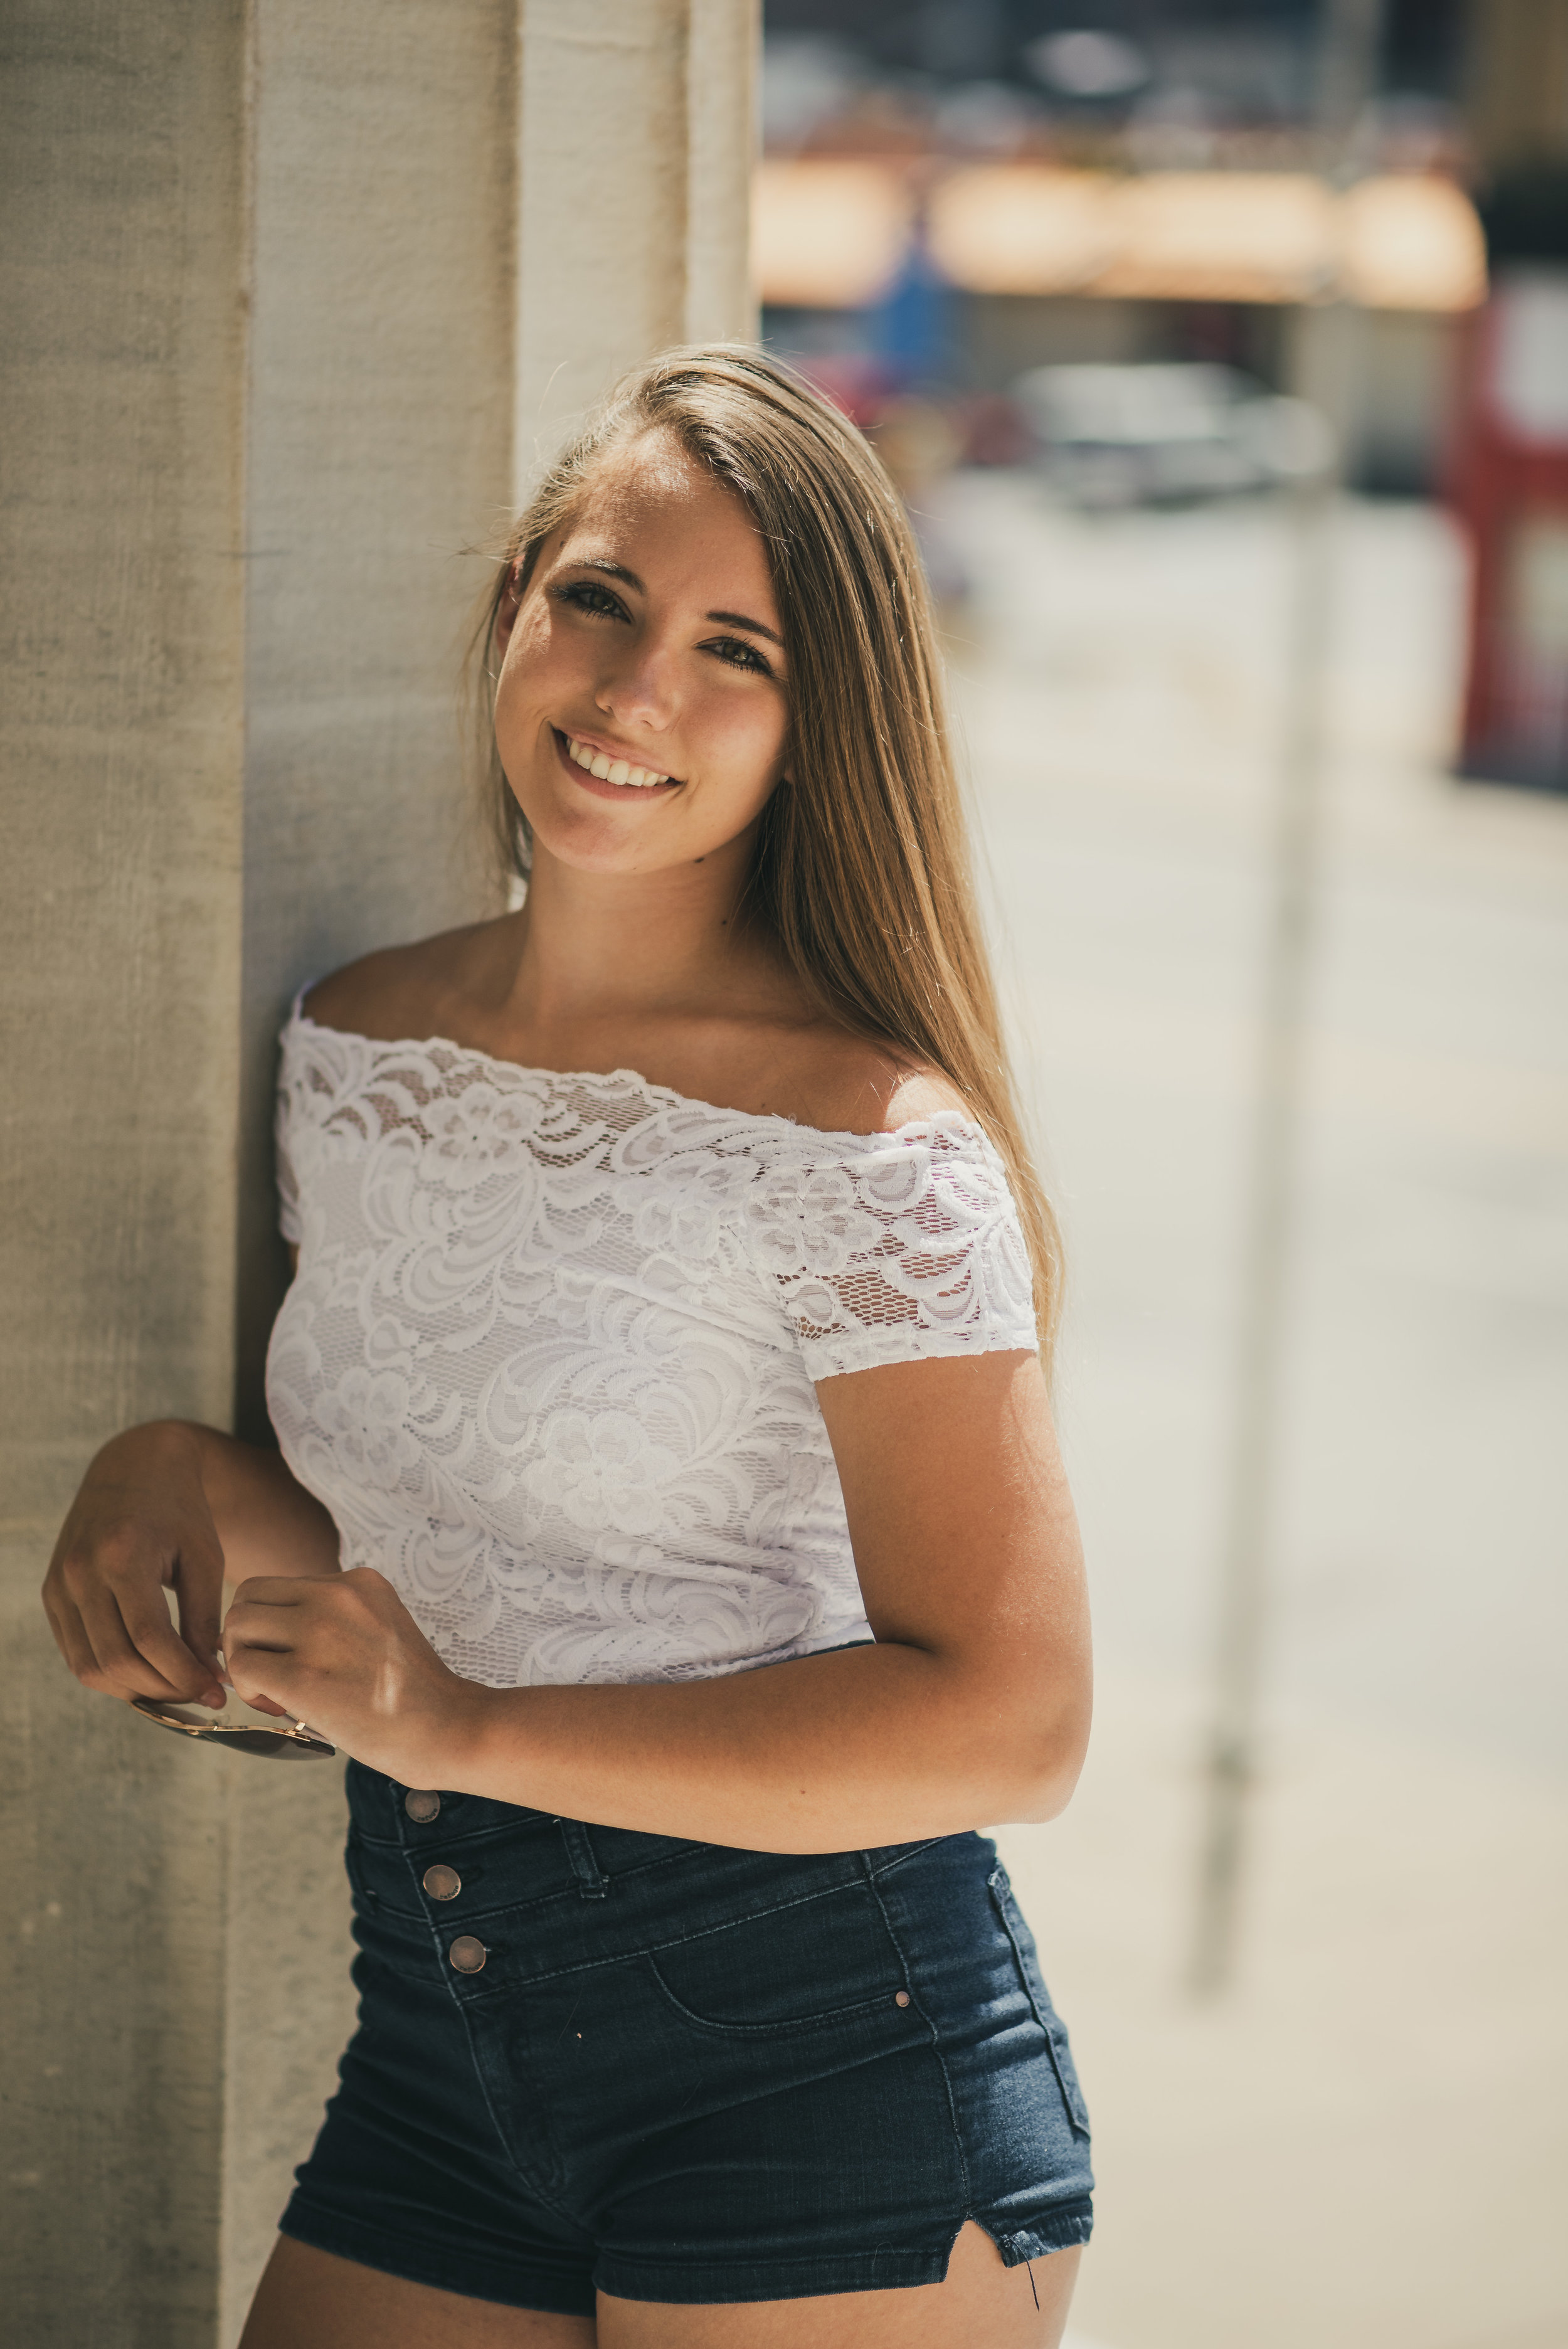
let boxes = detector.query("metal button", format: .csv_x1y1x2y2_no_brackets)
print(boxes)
448,1935,487,1974
404,1790,440,1822
894,1990,911,2008
423,1864,461,1902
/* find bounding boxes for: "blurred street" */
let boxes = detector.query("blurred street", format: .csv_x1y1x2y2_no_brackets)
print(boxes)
958,481,1568,2349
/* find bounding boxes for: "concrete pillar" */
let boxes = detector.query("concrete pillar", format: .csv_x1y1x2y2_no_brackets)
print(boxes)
0,4,757,2343
1,9,248,2344
516,0,758,479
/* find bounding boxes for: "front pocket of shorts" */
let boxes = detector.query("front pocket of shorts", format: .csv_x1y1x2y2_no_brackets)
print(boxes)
988,1865,1091,2136
645,1879,905,2034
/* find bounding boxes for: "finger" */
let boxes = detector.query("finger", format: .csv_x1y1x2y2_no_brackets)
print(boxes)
222,1596,300,1653
56,1539,224,1703
237,1691,292,1719
229,1576,317,1608
71,1583,195,1701
170,1547,226,1687
43,1586,103,1689
225,1633,304,1717
113,1583,228,1705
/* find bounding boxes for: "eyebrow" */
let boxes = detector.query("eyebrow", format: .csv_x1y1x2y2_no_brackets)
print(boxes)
707,608,784,649
571,558,784,650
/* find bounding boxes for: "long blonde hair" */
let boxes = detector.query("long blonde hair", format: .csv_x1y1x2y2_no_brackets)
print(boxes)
473,346,1062,1363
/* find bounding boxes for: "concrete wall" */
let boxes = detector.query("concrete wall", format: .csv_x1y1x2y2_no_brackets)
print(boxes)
515,0,758,479
1,9,248,2343
0,4,756,2341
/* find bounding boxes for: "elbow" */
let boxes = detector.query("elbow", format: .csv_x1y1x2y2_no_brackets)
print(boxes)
988,1678,1092,1827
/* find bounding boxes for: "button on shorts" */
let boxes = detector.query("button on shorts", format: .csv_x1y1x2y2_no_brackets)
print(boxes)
279,1763,1093,2314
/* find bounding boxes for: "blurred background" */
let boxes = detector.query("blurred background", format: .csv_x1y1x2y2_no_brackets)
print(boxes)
748,4,1568,2345
4,6,1564,2341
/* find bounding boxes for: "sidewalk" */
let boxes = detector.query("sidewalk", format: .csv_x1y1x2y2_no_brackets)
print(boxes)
999,1670,1568,2349
946,476,1568,2348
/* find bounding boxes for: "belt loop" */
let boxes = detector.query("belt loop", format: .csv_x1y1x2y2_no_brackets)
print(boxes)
559,1817,607,1899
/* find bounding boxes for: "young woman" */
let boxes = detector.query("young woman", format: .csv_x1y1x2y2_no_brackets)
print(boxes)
43,348,1093,2347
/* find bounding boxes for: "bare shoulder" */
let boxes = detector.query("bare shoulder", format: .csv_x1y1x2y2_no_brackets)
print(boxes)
300,920,516,1043
781,1026,972,1137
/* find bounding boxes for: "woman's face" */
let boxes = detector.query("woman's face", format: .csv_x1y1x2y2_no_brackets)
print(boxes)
493,429,790,879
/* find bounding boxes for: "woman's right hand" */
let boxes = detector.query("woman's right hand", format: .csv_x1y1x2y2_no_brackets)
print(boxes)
42,1421,228,1709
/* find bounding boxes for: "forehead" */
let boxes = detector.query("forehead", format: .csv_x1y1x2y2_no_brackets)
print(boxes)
553,430,777,608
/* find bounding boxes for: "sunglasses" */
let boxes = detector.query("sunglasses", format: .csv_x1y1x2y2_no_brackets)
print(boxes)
131,1693,336,1759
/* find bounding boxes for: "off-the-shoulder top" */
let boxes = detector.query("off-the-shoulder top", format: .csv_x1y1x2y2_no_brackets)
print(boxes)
265,1006,1038,1689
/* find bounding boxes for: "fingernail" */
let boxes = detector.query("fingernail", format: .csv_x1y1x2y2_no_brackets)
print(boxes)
201,1687,225,1709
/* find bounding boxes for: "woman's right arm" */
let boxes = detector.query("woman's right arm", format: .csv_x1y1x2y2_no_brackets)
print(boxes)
42,1418,342,1710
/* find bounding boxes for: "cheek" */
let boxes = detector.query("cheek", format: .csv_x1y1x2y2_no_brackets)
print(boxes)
496,605,563,713
697,681,789,801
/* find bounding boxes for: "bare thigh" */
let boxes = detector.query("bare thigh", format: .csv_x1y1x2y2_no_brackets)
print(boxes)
238,2237,596,2349
241,2225,1078,2349
598,2225,1081,2349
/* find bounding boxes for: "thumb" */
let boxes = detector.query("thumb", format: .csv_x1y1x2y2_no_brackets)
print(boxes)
172,1544,227,1706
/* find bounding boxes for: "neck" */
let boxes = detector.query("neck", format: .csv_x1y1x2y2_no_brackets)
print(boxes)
500,831,785,1035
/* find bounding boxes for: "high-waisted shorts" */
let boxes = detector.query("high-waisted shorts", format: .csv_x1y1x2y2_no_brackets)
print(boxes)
280,1763,1093,2313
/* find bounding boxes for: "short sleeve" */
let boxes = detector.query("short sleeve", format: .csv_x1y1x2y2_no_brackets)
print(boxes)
274,997,343,1248
744,1120,1039,1381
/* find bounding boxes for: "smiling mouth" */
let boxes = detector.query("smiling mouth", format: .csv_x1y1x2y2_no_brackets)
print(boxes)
555,728,681,790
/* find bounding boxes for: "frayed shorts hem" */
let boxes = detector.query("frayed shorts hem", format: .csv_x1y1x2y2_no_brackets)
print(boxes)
991,2207,1096,2265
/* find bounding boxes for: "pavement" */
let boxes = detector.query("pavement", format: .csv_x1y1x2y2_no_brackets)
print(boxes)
939,477,1568,2349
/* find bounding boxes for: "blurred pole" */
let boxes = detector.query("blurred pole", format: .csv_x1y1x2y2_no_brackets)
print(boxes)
1188,0,1384,1998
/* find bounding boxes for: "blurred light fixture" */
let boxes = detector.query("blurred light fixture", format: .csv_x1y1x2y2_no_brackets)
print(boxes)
1338,174,1488,312
928,166,1115,294
924,166,1488,311
751,161,913,309
1025,29,1150,98
1100,171,1336,302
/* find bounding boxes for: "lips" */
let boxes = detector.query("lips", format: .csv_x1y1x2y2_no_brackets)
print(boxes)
555,728,681,791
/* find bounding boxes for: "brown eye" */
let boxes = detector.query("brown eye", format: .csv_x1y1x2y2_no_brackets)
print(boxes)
705,635,771,676
556,582,628,622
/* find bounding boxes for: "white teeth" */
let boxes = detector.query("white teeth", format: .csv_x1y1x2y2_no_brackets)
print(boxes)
566,735,670,788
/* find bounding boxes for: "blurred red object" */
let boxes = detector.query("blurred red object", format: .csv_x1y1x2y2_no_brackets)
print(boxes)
1451,272,1568,792
791,355,895,430
953,393,1036,467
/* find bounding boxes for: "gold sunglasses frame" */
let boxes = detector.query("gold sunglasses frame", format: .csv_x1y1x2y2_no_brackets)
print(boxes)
131,1694,336,1759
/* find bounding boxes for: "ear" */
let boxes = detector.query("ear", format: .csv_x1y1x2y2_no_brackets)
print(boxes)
493,559,526,654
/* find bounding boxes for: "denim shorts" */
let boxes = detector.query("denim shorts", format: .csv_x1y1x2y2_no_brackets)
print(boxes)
279,1763,1093,2313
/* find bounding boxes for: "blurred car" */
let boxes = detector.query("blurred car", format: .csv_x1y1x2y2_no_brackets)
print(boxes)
1012,362,1332,506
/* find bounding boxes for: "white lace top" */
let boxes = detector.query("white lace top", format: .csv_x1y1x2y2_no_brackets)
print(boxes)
265,1009,1037,1689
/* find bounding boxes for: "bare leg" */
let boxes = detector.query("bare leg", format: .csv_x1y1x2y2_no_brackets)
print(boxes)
240,2236,598,2349
596,2223,1081,2348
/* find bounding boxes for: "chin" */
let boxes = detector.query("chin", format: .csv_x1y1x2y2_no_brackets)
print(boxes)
519,798,661,875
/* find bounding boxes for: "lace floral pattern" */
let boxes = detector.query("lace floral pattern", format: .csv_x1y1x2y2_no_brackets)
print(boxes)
267,1010,1037,1689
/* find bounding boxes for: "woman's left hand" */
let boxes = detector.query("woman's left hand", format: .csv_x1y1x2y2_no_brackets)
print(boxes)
223,1567,487,1784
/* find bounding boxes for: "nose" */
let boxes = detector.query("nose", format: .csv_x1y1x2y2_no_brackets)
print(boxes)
595,634,677,734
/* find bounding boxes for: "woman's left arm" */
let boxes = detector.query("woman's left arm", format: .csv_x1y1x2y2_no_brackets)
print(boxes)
222,1349,1091,1852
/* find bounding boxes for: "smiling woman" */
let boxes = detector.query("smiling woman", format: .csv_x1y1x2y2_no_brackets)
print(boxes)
43,347,1093,2348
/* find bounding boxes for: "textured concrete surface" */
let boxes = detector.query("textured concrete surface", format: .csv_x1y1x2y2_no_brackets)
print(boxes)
222,9,519,2333
1,8,248,2341
946,480,1568,2348
516,0,758,480
1,4,757,2340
